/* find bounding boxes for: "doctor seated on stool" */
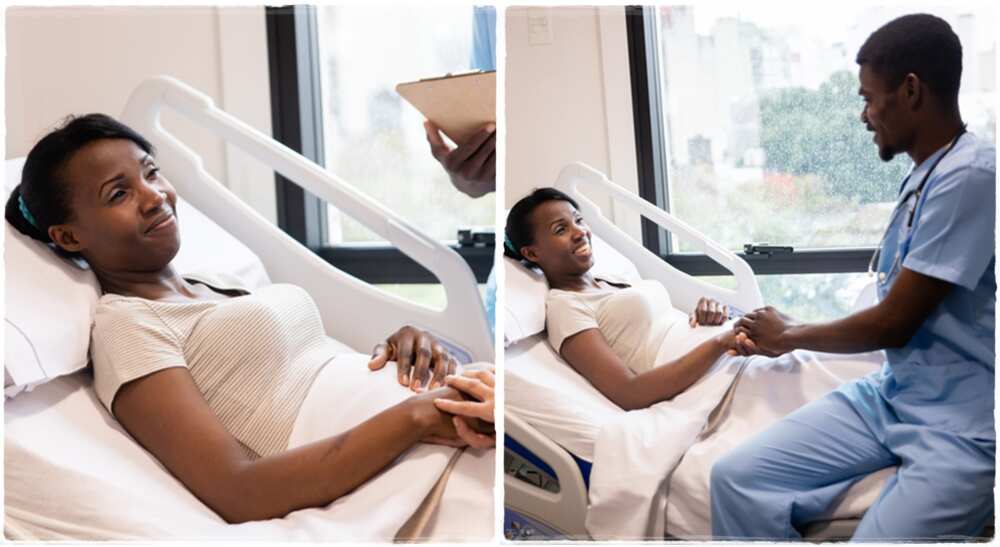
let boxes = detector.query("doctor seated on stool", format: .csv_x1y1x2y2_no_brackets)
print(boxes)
710,13,995,541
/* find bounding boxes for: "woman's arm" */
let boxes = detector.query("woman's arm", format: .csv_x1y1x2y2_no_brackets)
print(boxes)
113,367,462,524
559,328,736,411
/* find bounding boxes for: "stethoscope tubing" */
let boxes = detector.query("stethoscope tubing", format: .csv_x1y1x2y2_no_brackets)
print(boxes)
868,128,967,281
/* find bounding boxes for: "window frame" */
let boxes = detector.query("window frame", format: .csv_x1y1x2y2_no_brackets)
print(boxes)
625,6,873,276
265,6,492,284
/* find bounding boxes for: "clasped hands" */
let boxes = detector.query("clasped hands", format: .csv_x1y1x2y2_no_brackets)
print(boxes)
690,298,797,358
368,326,495,449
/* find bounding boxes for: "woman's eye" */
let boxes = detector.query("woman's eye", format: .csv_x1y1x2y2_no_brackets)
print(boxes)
146,167,160,179
110,190,126,202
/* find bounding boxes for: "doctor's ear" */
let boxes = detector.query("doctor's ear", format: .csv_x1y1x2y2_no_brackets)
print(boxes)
902,73,923,109
48,224,84,253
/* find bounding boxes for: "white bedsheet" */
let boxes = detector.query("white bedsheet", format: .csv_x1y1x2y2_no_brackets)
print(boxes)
5,351,493,541
505,329,894,540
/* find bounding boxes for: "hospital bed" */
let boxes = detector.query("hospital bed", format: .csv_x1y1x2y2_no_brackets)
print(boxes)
503,162,767,540
4,76,494,541
502,163,912,541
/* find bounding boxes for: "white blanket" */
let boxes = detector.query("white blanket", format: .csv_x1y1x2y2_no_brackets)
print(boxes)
664,349,893,539
5,352,493,541
506,328,892,540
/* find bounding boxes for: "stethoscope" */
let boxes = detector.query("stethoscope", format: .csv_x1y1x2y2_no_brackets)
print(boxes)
868,128,967,284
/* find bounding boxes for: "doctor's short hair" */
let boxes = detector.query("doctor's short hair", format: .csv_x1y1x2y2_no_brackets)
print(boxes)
856,13,963,104
5,114,155,250
504,187,579,266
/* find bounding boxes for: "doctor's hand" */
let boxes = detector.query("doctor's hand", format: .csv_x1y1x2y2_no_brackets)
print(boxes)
425,121,496,198
734,306,798,357
690,297,729,327
433,367,495,449
369,326,458,392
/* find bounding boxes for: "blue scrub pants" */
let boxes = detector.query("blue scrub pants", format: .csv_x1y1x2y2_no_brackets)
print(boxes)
710,374,995,540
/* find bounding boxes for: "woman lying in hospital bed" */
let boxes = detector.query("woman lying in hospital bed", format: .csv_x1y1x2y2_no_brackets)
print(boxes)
504,188,746,409
6,114,493,527
504,187,890,539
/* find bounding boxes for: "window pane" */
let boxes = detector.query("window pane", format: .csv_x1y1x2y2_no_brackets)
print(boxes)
316,6,495,243
374,284,448,312
374,283,487,312
656,5,995,253
699,272,873,322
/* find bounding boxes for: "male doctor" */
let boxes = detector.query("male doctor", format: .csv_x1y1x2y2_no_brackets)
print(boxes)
711,13,995,540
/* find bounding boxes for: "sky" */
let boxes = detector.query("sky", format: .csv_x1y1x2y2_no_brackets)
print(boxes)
689,1,996,52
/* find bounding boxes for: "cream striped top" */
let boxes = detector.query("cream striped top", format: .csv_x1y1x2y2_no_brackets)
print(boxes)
90,277,344,459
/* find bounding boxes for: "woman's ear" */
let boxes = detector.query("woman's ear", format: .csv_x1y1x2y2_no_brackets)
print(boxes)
521,245,539,263
48,224,84,253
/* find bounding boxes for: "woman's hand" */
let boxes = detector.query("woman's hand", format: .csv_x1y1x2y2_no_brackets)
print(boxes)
368,326,458,392
407,386,470,447
433,368,496,449
713,329,743,356
690,297,729,327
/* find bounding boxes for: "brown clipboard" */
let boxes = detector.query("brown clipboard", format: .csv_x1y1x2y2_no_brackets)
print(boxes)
396,70,495,145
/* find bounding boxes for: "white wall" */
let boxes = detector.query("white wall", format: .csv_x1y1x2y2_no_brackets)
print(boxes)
505,6,641,239
5,6,275,222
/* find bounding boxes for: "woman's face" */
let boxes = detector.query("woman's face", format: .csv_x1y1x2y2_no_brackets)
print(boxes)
48,138,180,273
521,200,594,277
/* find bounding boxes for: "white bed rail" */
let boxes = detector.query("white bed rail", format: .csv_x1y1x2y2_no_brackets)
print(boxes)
121,76,493,362
555,162,764,314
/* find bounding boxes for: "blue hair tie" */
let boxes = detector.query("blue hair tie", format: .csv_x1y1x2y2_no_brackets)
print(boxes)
503,235,516,253
18,194,38,229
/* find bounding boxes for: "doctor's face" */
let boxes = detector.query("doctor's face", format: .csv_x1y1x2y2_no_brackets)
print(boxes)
48,139,181,274
859,64,915,162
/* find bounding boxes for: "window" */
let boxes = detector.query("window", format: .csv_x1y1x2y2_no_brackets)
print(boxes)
629,5,996,318
266,6,494,309
315,6,494,244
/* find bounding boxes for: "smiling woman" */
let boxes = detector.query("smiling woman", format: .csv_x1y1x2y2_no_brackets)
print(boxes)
51,139,184,286
4,113,490,525
503,187,744,410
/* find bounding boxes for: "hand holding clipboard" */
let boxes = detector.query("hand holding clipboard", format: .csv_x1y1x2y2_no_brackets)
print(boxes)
397,70,496,197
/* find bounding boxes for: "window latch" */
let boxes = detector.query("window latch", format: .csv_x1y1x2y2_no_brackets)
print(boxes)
458,226,496,248
743,243,794,257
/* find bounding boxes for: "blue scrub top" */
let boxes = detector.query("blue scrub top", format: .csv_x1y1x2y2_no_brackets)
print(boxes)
472,6,497,334
874,132,996,438
471,6,496,72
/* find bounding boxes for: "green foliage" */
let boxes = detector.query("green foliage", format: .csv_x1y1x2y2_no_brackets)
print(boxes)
759,70,910,204
699,273,871,323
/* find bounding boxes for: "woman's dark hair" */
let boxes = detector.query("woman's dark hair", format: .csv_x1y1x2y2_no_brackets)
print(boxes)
504,187,579,266
856,13,962,105
5,114,154,249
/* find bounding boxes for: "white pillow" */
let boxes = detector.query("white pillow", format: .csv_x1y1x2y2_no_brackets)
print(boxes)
4,157,271,397
503,233,641,346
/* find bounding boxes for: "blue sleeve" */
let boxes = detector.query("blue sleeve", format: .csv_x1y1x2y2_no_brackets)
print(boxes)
484,266,496,336
903,160,996,291
471,6,496,72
